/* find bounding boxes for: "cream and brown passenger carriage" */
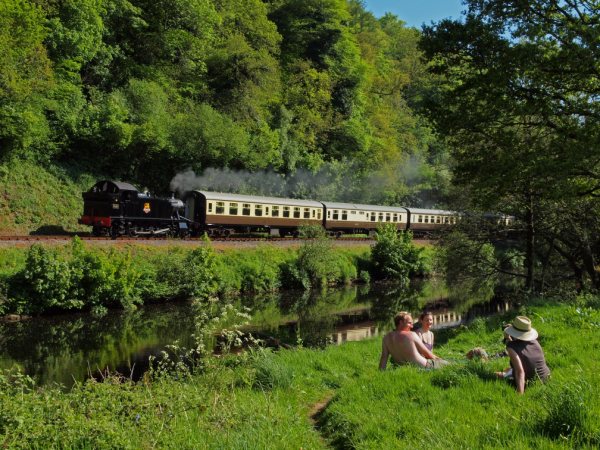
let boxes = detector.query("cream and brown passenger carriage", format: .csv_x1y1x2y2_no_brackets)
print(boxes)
183,191,323,237
320,201,409,237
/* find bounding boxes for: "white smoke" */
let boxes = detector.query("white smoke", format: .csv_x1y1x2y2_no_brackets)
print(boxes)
169,167,337,199
169,156,436,206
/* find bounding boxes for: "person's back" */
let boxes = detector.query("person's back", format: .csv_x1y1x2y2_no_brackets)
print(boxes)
507,339,550,382
382,330,428,368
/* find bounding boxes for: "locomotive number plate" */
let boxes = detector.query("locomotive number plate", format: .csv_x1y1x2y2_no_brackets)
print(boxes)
112,203,119,209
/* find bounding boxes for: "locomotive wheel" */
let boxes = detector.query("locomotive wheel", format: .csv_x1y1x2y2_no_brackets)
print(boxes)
110,224,120,240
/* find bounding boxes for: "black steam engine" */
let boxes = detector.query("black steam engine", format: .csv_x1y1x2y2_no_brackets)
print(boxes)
79,180,188,238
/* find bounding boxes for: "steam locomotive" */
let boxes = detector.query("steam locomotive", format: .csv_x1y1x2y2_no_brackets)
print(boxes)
79,180,189,238
79,180,459,238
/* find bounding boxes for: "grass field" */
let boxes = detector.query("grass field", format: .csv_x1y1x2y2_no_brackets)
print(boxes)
1,297,598,449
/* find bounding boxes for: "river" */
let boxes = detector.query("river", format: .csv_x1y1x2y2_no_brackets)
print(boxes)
0,279,511,388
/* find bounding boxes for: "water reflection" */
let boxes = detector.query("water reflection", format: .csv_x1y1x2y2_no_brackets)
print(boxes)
0,278,511,388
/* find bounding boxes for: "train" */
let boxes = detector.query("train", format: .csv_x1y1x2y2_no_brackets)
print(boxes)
79,180,460,238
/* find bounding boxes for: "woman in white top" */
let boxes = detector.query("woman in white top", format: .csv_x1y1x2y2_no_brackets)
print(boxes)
416,312,434,351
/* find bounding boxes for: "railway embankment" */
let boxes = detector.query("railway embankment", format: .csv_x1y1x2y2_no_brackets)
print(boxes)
0,227,431,317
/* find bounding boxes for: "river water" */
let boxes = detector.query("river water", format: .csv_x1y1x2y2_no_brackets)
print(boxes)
0,279,511,388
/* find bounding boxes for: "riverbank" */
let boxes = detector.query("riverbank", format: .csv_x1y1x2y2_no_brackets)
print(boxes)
0,237,375,316
2,297,598,448
0,226,432,316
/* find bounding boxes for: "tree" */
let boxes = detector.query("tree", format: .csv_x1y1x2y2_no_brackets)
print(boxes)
0,0,52,160
420,0,600,291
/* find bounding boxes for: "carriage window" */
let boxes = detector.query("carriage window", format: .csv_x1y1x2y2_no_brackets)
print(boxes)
283,206,290,218
393,214,398,222
418,215,423,223
293,207,301,218
385,213,391,222
255,205,263,216
229,202,238,215
342,210,348,220
242,203,251,216
327,210,331,219
431,216,436,223
371,212,376,222
424,216,429,223
215,202,225,214
378,213,384,222
272,206,279,217
312,209,316,218
332,210,339,220
303,208,310,219
208,202,213,213
359,211,364,215
265,207,269,216
317,210,322,219
436,216,441,224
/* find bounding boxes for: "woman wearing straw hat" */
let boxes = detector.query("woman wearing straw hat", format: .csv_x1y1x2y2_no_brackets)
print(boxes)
496,316,550,393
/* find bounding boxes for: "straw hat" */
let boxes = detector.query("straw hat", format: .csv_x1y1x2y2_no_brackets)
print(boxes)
504,316,538,341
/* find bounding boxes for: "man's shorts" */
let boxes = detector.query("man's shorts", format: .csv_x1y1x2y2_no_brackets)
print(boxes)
425,358,450,370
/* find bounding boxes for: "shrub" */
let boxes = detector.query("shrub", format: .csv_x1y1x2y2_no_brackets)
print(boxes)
370,224,424,284
251,349,294,390
20,244,81,313
282,236,346,288
533,379,590,440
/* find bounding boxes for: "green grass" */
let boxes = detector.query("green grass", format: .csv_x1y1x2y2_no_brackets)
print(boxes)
0,159,95,234
1,298,599,448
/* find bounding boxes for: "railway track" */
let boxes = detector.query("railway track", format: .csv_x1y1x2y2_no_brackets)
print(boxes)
0,235,375,244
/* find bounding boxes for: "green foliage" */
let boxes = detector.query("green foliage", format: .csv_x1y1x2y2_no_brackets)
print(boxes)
1,300,600,448
181,244,218,300
532,379,591,440
0,0,52,160
420,0,600,290
1,242,369,315
11,239,144,314
283,235,357,289
251,349,294,390
370,223,424,283
0,0,447,214
437,231,498,286
20,244,81,313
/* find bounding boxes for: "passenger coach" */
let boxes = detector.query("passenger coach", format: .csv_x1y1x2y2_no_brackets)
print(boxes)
321,202,409,237
184,191,323,237
406,207,458,236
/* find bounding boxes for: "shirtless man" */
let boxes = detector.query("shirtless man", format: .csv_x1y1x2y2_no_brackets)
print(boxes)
379,311,449,370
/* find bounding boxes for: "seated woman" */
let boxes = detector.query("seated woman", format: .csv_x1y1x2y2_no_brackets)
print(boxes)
416,311,434,351
496,316,550,393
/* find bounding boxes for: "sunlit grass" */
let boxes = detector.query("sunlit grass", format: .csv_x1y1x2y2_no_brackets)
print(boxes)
1,300,598,449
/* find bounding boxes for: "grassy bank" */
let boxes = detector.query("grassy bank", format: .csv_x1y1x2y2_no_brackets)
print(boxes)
0,160,95,235
1,298,598,448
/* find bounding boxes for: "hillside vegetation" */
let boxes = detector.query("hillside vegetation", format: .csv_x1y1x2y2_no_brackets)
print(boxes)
0,160,93,235
1,0,598,292
1,0,448,206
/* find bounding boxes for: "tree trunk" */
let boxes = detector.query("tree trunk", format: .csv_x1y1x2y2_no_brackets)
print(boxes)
524,192,536,292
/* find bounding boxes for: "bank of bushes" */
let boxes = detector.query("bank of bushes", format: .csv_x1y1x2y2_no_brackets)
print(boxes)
1,224,433,316
1,298,598,448
0,237,376,316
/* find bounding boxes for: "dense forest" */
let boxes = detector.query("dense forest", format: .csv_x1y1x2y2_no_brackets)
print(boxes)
1,0,599,291
0,0,448,205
